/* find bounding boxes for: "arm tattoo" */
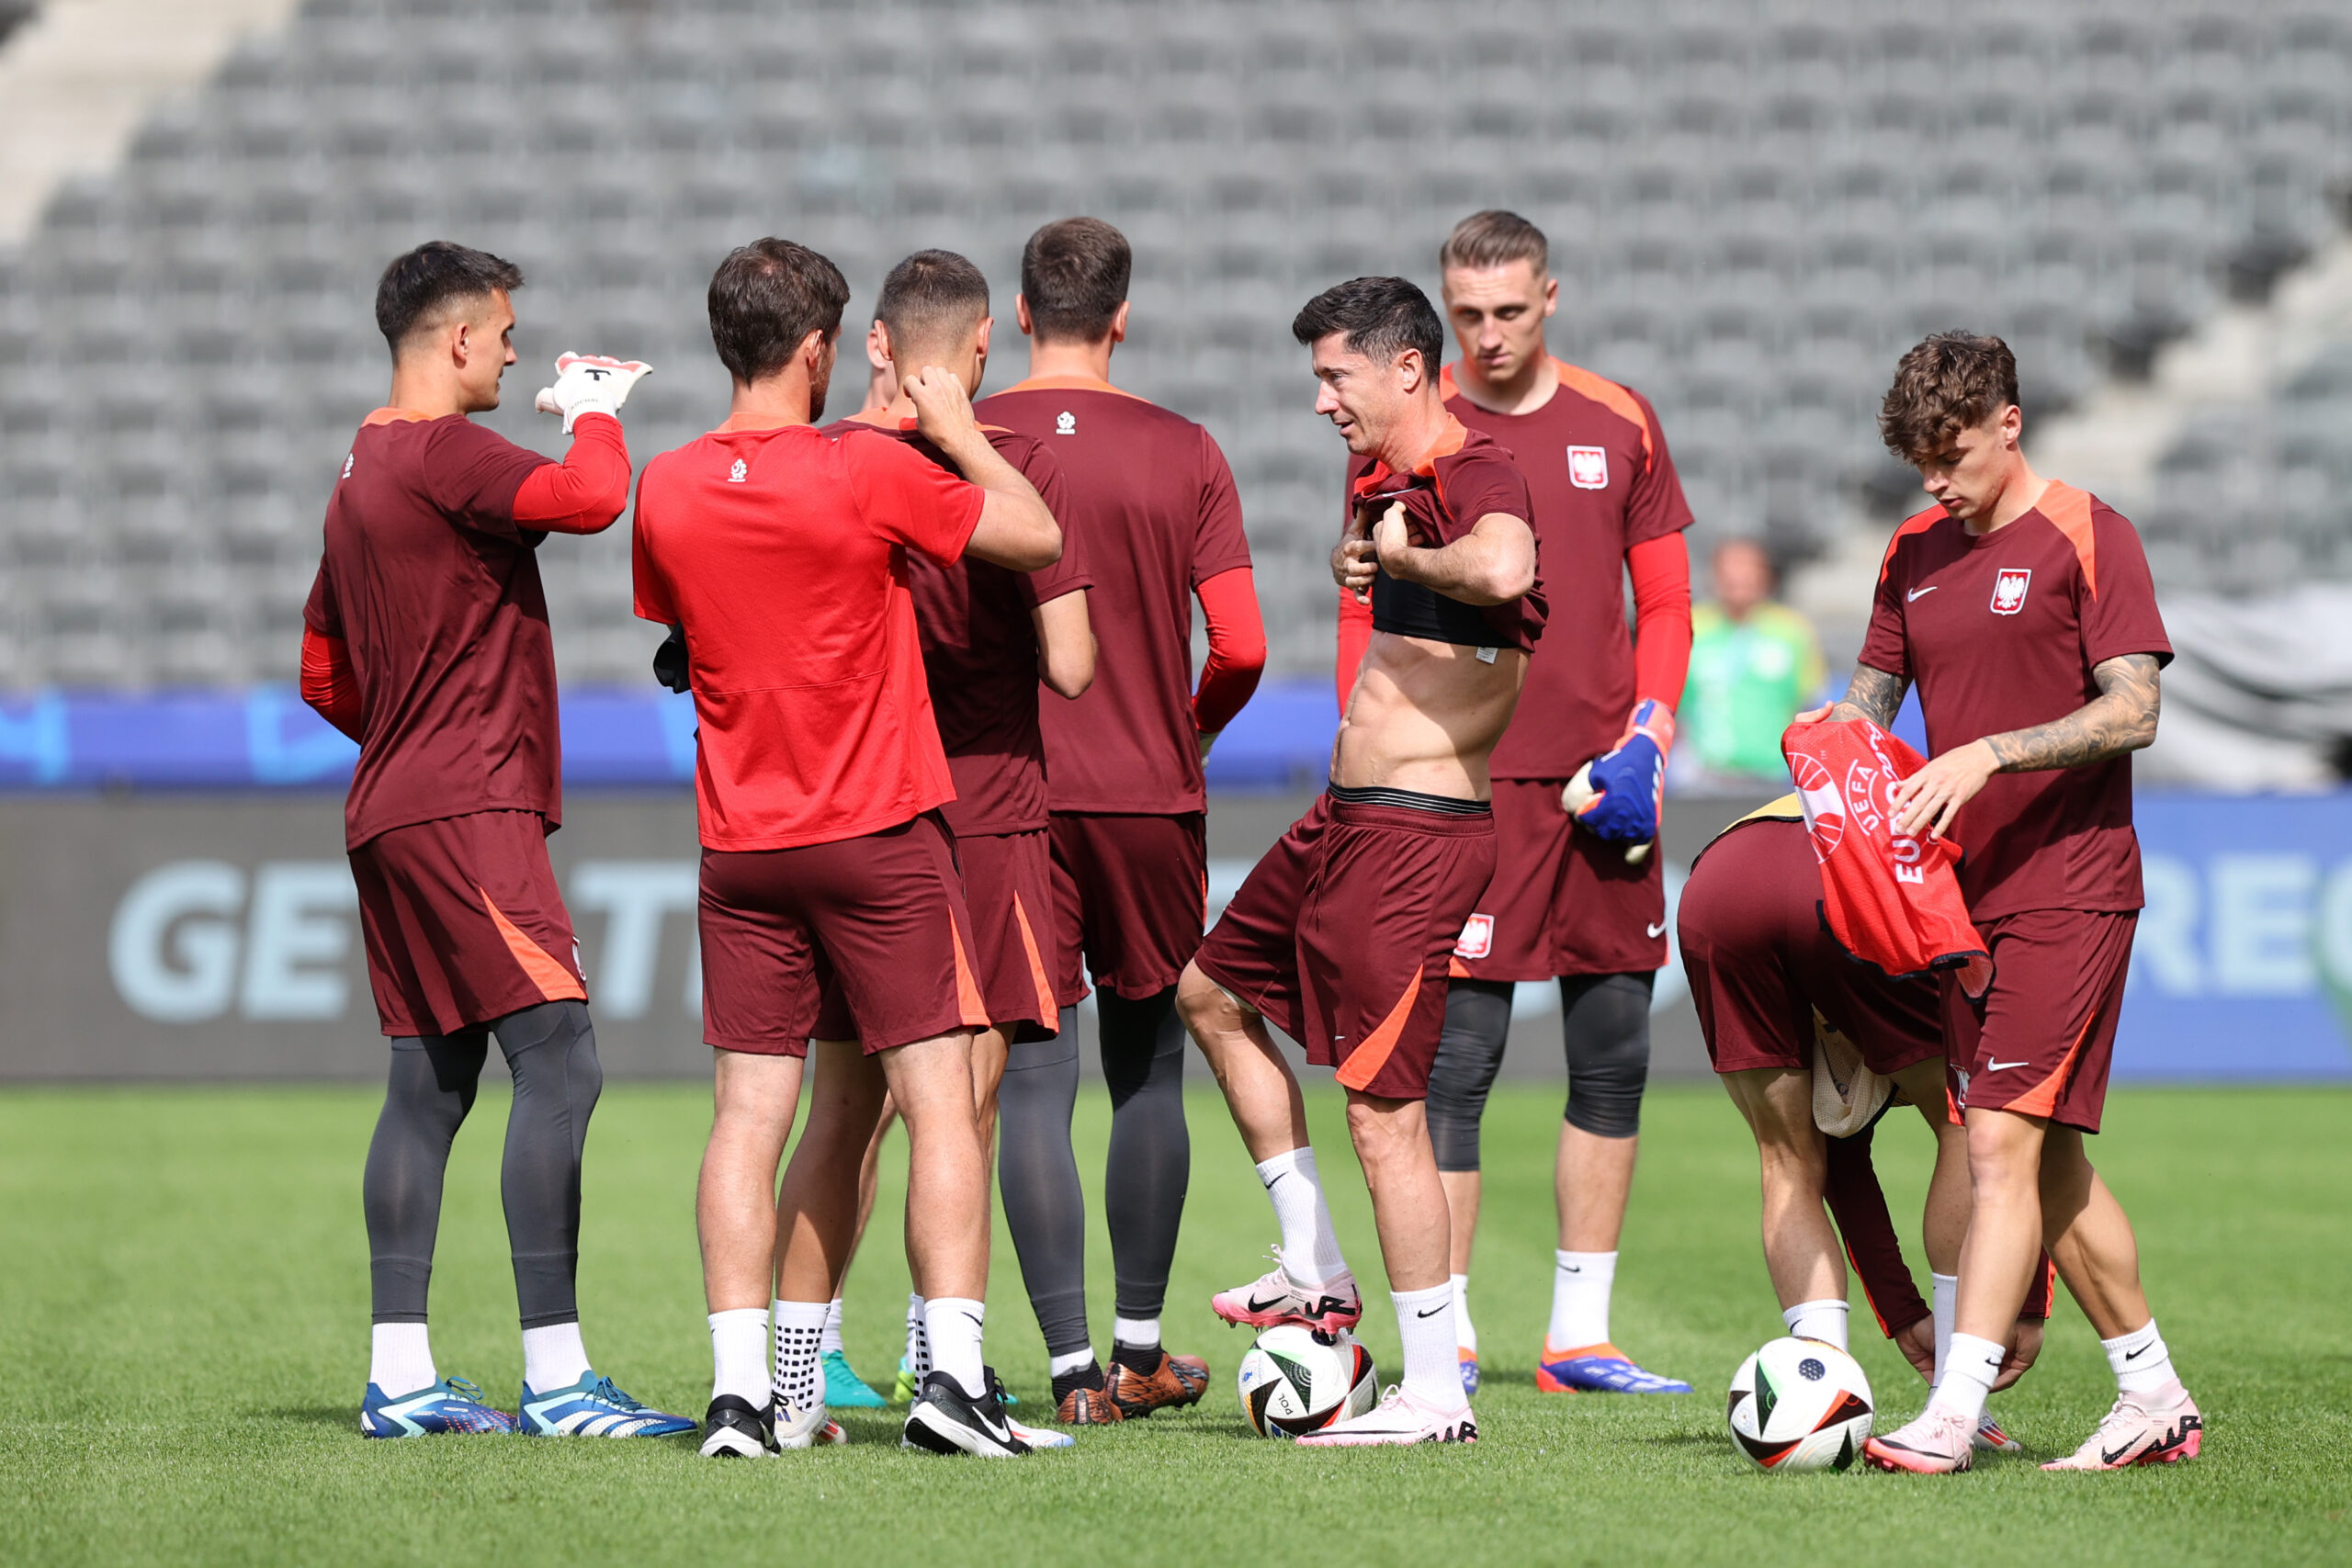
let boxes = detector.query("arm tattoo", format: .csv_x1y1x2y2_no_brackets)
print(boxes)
1830,664,1907,728
1984,654,2162,773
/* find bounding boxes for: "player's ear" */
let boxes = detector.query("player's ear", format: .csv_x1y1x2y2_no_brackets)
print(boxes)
1014,294,1035,337
871,319,895,367
1108,299,1130,344
974,315,994,358
1999,402,2023,446
1542,274,1559,318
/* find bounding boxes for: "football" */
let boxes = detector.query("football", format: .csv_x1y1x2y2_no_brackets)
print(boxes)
1726,1337,1875,1472
1236,1325,1378,1438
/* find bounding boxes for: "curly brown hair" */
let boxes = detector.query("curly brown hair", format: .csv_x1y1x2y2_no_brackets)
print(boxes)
1879,332,2019,459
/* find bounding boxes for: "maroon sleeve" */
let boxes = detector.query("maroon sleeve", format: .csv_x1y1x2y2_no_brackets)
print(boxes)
1858,526,1918,681
423,419,554,536
1432,447,1534,542
302,559,342,638
1623,389,1696,547
1006,436,1090,607
1823,1122,1933,1338
849,433,985,565
2082,505,2174,670
1189,426,1253,587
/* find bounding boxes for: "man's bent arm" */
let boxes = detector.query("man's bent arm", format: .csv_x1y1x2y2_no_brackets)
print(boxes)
906,366,1061,570
1825,663,1907,728
1033,591,1095,699
1983,653,2162,773
1377,511,1535,605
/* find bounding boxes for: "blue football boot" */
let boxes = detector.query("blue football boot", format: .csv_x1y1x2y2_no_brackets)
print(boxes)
518,1371,696,1438
360,1376,519,1438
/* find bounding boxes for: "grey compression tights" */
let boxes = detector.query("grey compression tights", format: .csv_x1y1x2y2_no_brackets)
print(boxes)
361,998,604,1328
1424,973,1655,1170
997,987,1192,1358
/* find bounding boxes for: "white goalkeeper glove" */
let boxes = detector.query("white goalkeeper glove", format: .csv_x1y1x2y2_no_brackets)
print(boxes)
535,352,652,434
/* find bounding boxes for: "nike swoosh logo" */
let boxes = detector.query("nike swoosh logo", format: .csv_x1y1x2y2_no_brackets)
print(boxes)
1416,1305,1447,1318
1987,1059,2029,1071
2124,1345,2149,1360
1562,1265,1580,1273
1646,921,1666,938
1246,1294,1288,1314
2101,1441,2139,1465
1908,585,1938,601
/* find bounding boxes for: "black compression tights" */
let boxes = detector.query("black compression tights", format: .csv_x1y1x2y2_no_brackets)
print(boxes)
997,987,1192,1358
361,998,604,1328
1424,973,1655,1171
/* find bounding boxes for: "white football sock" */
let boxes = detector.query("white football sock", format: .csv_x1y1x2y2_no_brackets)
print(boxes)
1255,1147,1349,1287
1112,1315,1159,1351
1394,1283,1469,1413
369,1322,436,1395
772,1299,827,1413
820,1297,844,1358
521,1321,591,1392
707,1308,769,1406
1783,1299,1850,1352
1547,1250,1616,1349
1048,1348,1095,1379
1930,1273,1958,1387
924,1297,987,1400
1929,1331,2004,1425
1451,1274,1477,1355
905,1292,930,1376
2103,1318,2177,1396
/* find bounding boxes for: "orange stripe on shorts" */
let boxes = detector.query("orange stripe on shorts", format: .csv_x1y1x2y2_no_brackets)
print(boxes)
2006,1012,2096,1121
1335,968,1424,1093
949,919,990,1030
1012,892,1058,1024
479,887,586,1004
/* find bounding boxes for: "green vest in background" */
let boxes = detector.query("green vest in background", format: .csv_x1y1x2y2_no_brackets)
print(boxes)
1683,603,1825,779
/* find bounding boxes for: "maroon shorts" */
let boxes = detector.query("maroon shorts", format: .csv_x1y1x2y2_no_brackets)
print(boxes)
956,829,1061,1043
1679,815,1942,1078
698,812,989,1056
1193,788,1497,1101
1943,908,2136,1134
1046,810,1207,1007
350,810,586,1038
1451,777,1666,981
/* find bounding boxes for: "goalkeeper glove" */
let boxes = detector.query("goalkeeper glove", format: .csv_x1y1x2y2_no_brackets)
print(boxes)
1566,698,1674,857
652,624,689,694
535,352,652,434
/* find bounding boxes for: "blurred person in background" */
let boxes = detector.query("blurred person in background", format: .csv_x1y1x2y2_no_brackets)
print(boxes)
1680,538,1826,785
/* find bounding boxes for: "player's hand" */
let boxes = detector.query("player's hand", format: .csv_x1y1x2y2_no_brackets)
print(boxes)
1991,1316,2045,1392
904,364,981,451
1332,509,1377,603
1794,701,1834,724
1887,736,1997,840
534,352,651,434
651,623,689,694
1571,699,1675,850
1370,501,1414,576
1198,729,1218,761
1894,1317,1938,1384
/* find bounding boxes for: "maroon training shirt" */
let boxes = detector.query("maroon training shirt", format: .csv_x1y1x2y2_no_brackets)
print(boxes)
977,376,1252,816
1344,418,1547,653
304,410,561,851
1859,483,2172,919
822,413,1091,837
1441,360,1692,777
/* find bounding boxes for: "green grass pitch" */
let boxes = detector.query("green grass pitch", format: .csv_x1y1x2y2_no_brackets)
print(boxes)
2,1082,2346,1565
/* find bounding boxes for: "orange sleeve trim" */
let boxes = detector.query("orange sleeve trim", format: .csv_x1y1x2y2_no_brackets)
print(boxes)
479,890,587,1004
949,920,991,1030
1334,967,1424,1092
1879,507,1947,585
1554,359,1654,470
363,407,434,426
1012,893,1059,1025
2036,481,2098,599
995,373,1151,403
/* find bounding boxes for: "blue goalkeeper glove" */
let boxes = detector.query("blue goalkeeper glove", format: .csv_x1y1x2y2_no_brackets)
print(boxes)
1566,699,1675,856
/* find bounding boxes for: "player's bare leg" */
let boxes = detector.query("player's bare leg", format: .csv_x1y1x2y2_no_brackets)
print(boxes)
695,1049,805,1452
971,1025,1011,1157
775,1042,888,1304
1180,964,1362,1334
1719,1066,1844,1313
1556,1125,1636,1252
1441,1171,1479,1276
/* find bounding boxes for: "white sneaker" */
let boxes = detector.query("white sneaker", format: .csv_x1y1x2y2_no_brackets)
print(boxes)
774,1399,847,1450
1210,1248,1363,1334
1294,1385,1476,1447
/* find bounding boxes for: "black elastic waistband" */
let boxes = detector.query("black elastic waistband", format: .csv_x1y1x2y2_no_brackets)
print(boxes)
1327,782,1492,816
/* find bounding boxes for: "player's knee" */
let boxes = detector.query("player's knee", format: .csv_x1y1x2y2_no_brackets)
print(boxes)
1562,976,1652,1139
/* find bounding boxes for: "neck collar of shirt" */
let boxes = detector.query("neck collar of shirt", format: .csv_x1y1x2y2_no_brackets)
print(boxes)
994,372,1148,402
714,412,817,434
1355,414,1469,494
363,407,438,426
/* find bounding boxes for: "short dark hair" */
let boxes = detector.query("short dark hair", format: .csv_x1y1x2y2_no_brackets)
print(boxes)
1020,218,1131,344
1290,276,1445,370
707,238,850,385
375,241,523,355
1440,210,1548,275
876,249,991,360
1880,332,2021,459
